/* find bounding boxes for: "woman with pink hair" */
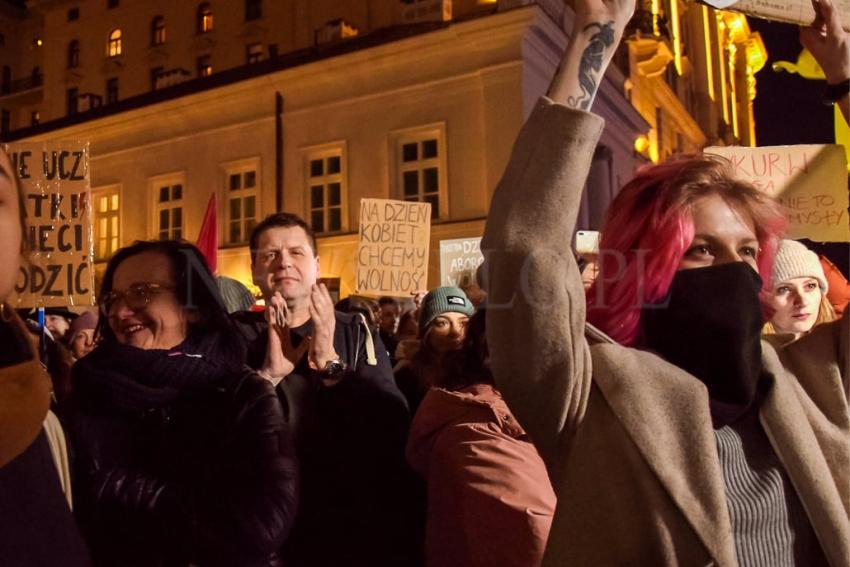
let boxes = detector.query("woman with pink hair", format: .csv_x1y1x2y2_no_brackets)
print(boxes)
481,0,850,563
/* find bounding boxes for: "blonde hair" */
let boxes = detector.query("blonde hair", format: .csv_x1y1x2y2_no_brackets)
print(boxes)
763,292,836,335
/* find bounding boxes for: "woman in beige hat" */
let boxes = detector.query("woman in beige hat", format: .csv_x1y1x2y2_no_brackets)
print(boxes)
764,239,836,337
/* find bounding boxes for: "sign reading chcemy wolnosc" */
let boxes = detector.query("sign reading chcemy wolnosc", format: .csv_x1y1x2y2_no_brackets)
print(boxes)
705,144,850,242
356,198,431,297
5,141,95,308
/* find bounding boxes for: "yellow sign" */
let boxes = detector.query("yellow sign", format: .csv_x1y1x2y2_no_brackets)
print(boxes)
5,142,95,308
356,198,430,297
706,144,850,242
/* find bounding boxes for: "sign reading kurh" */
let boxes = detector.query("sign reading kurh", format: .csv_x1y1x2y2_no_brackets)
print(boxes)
356,198,430,296
5,141,95,308
439,237,483,288
705,144,850,242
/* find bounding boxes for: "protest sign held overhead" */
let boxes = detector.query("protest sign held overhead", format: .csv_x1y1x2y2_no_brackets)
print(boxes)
356,198,430,296
699,0,850,31
5,141,95,308
705,144,850,242
439,237,483,288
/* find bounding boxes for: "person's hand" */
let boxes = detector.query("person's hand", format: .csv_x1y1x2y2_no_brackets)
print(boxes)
548,0,635,107
571,0,636,35
259,292,308,384
411,290,428,310
800,0,850,84
307,283,338,371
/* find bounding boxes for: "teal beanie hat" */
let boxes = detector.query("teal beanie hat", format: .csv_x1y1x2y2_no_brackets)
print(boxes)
418,286,475,337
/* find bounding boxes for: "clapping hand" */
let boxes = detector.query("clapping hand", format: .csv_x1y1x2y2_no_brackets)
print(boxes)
259,292,309,384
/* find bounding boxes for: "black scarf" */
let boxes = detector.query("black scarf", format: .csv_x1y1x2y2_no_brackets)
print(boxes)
641,262,769,428
72,331,236,414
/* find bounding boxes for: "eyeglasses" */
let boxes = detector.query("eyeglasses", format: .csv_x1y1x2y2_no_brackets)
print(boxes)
99,283,174,316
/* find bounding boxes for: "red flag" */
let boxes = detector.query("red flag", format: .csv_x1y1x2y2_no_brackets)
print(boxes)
196,193,218,274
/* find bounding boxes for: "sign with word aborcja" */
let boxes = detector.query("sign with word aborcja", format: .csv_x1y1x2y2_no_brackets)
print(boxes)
705,145,850,242
356,198,431,296
5,142,95,308
439,237,483,288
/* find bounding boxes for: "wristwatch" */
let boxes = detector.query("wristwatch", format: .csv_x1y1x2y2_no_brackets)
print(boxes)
319,357,348,378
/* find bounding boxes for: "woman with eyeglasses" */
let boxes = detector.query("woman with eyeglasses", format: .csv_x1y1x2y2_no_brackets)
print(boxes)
65,240,297,567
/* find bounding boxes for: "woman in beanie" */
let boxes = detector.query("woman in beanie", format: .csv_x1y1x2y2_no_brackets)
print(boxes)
406,308,556,567
764,239,836,337
394,286,474,414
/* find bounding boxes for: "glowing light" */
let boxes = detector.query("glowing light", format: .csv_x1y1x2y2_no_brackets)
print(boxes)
703,6,715,101
634,135,650,154
670,0,682,75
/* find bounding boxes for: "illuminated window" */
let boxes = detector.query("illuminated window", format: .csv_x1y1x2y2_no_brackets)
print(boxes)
67,40,80,68
246,43,263,64
224,161,260,245
93,188,120,260
392,125,447,220
305,145,346,234
150,175,185,240
245,0,262,21
197,55,212,77
107,28,122,57
151,16,166,46
198,3,214,33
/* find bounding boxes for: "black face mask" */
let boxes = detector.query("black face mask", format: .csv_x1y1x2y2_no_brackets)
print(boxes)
641,262,768,428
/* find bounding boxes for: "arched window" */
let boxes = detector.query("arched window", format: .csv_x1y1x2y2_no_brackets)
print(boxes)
197,3,214,33
107,28,122,57
151,16,166,46
67,40,80,68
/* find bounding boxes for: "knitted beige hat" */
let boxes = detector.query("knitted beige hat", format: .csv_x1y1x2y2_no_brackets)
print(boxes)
771,239,828,292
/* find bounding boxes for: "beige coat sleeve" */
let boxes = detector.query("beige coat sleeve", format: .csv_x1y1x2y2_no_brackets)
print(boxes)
481,97,604,469
0,313,51,468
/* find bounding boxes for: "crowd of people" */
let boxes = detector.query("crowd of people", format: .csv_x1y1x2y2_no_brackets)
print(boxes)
1,0,849,564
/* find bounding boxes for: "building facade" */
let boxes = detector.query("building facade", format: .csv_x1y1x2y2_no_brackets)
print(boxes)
0,0,759,297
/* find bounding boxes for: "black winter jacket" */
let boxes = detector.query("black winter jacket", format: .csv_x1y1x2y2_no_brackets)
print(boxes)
233,310,425,567
65,337,298,567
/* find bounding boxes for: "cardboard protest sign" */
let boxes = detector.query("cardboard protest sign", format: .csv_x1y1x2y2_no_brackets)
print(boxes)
700,0,850,31
356,198,430,296
705,144,850,242
5,142,95,308
439,237,483,288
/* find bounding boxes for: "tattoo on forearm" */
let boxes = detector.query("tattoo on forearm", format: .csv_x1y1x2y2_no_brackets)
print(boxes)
567,21,616,110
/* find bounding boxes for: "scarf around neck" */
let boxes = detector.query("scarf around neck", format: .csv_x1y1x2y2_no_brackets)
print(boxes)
72,331,235,414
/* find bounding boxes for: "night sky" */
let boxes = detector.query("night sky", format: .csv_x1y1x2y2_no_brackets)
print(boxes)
748,17,835,146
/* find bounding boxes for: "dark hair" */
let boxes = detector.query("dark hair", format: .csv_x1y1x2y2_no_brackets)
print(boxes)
97,240,244,365
378,296,398,308
438,308,492,391
249,212,317,263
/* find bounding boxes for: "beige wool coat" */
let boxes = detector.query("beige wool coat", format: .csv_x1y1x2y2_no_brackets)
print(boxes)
481,98,850,566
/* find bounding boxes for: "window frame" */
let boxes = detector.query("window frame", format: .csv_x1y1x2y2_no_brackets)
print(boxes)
151,16,166,46
105,77,118,104
92,185,121,262
245,0,262,21
67,40,80,68
148,172,187,241
246,42,263,64
107,28,122,57
389,123,449,221
197,3,214,34
197,54,212,77
302,141,348,236
221,157,261,247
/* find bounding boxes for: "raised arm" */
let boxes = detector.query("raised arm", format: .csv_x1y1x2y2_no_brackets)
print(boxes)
800,0,850,122
481,0,633,467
